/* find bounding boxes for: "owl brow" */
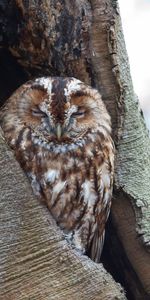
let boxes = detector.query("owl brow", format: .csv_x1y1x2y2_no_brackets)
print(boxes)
20,84,47,100
72,91,88,97
31,84,47,92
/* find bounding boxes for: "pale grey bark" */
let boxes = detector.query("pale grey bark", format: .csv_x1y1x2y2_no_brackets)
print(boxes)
114,9,150,245
110,7,150,295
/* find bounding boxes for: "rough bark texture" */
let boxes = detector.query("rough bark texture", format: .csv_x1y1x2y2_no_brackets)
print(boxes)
0,0,150,299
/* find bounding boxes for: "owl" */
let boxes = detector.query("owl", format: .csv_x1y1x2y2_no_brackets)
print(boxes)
0,77,114,262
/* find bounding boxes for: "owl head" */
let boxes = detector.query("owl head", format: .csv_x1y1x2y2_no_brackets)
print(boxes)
0,77,111,151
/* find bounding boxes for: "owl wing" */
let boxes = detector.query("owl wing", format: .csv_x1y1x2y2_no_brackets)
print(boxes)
90,227,105,263
89,204,110,263
89,156,113,263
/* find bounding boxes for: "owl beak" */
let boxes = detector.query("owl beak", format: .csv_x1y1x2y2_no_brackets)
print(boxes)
56,123,62,140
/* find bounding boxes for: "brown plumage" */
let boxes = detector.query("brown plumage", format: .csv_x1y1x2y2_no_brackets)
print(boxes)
0,77,114,262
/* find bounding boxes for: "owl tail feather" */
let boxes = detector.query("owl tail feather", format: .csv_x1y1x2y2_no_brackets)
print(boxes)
90,230,105,263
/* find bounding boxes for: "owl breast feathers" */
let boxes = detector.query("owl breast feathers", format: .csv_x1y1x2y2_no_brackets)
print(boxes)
0,77,114,262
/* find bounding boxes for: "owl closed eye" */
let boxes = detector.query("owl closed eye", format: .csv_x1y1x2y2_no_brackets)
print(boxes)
0,77,114,262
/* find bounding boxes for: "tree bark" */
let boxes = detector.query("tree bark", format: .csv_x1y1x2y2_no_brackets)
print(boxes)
0,0,150,299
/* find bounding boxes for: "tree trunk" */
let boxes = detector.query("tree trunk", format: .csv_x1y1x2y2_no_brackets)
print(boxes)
0,0,150,299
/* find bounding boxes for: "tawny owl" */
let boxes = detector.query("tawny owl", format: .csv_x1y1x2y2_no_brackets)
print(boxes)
0,77,114,262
